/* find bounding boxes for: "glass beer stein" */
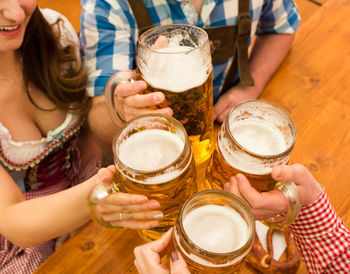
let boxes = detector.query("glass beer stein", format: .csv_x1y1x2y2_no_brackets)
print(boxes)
172,189,255,274
106,24,214,164
88,114,197,241
206,100,301,230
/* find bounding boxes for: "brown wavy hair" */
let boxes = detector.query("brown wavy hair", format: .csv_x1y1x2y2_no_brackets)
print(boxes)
19,7,91,114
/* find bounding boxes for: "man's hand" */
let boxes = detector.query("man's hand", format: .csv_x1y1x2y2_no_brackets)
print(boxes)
214,82,260,122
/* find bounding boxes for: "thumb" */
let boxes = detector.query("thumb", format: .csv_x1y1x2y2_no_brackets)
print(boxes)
170,252,190,274
271,164,315,187
148,227,173,254
97,167,114,183
272,164,323,206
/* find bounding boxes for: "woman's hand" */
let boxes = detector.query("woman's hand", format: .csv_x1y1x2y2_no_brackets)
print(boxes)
134,228,190,274
224,164,323,220
96,190,164,230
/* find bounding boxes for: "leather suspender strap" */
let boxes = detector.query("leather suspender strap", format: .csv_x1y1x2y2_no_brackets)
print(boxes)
127,0,254,91
236,0,254,87
127,0,153,34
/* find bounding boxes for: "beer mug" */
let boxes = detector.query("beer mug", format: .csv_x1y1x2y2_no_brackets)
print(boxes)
106,24,214,164
206,100,301,230
88,114,197,241
172,189,255,273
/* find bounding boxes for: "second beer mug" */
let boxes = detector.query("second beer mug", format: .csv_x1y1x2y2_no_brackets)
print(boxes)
107,24,215,164
172,190,255,273
206,100,301,229
88,114,197,241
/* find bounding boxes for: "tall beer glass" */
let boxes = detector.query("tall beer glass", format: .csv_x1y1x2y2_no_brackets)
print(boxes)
107,24,214,165
88,114,197,241
172,190,255,273
206,100,301,230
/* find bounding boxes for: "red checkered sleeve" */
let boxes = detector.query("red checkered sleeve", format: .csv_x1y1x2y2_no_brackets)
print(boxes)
290,190,350,273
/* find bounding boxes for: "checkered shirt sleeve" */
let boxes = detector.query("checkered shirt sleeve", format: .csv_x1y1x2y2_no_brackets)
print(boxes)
80,0,300,98
290,191,350,273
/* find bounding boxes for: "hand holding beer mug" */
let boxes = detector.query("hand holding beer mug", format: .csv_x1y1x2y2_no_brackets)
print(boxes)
106,24,215,164
206,100,302,230
172,190,255,273
88,114,197,241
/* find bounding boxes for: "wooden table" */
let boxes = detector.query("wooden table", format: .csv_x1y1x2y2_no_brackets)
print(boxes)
35,0,350,272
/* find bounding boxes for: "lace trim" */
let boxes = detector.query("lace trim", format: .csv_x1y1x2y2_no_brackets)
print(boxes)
0,118,84,171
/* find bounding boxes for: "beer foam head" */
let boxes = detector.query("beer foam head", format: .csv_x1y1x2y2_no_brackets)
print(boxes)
140,45,209,93
230,119,286,155
220,119,287,175
118,129,184,171
183,205,249,253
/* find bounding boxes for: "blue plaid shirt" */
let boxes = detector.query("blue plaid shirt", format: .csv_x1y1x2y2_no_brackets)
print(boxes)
80,0,300,100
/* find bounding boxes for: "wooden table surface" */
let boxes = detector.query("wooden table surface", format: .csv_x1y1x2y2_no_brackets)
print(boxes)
35,0,350,272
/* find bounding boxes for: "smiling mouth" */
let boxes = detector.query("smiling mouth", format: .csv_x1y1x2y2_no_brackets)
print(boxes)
0,25,20,32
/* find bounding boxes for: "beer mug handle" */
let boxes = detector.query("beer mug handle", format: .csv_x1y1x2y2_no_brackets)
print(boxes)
262,181,302,230
105,71,137,125
88,181,120,229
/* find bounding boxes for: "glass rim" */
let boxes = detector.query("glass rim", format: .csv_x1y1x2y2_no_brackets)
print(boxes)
113,113,191,176
138,24,209,54
225,99,297,159
176,189,255,260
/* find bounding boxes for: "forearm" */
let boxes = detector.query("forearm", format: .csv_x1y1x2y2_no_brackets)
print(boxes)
88,95,122,150
249,33,295,94
1,177,97,247
290,191,350,273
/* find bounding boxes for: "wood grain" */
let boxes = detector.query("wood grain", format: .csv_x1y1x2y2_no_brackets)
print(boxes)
35,0,350,273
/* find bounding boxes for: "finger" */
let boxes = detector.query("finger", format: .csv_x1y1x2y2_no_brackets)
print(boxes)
102,210,163,223
115,80,147,97
151,35,169,50
102,192,160,207
216,107,231,123
123,92,165,107
214,94,231,121
96,167,114,183
236,174,288,214
98,200,161,216
133,259,143,274
224,176,242,199
235,174,266,209
271,164,315,186
110,219,160,230
122,107,173,121
147,227,173,254
170,251,190,274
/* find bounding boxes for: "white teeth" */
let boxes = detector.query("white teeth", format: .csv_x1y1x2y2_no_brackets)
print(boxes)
0,25,20,31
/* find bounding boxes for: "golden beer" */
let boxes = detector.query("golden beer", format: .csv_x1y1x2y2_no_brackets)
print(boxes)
172,190,255,274
137,25,215,164
206,100,296,192
206,100,301,230
114,114,197,241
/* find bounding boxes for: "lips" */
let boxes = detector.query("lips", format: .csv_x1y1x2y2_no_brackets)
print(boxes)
0,24,20,31
0,24,22,36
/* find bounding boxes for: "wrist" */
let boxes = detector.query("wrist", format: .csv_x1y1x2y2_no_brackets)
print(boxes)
302,183,324,207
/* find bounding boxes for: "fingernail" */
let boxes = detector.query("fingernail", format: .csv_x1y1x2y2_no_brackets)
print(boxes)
236,173,244,181
224,183,229,191
136,81,146,91
136,196,148,203
154,93,164,102
99,170,110,182
148,201,160,209
161,108,173,116
274,166,282,180
152,213,164,219
151,221,160,228
170,251,179,262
